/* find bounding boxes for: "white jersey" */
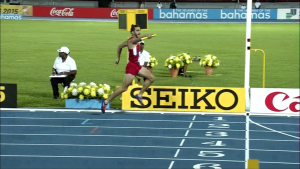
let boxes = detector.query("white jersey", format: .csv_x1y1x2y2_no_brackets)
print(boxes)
138,50,150,66
53,55,77,73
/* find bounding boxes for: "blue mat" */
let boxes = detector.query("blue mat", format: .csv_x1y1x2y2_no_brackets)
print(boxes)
1,110,299,169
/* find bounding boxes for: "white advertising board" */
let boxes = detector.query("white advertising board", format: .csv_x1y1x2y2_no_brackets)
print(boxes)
277,8,299,19
250,88,299,115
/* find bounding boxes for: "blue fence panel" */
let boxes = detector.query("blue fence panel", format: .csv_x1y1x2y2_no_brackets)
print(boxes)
153,9,277,20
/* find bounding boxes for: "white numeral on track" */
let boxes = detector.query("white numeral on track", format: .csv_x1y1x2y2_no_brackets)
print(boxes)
213,117,225,121
193,163,222,169
205,131,228,137
202,141,226,146
198,151,225,158
208,123,230,129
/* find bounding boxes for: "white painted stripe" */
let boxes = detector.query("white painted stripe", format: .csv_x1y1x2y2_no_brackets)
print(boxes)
250,118,300,139
1,108,299,117
174,149,180,157
1,133,299,142
245,115,250,169
1,154,298,164
1,116,298,126
192,116,196,121
188,122,193,128
0,154,245,162
168,161,174,169
179,139,185,146
1,143,299,152
259,122,299,126
1,124,298,133
184,130,189,136
0,142,242,150
259,161,300,165
251,149,300,152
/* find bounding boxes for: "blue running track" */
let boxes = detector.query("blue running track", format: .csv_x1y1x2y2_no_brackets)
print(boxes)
0,110,299,169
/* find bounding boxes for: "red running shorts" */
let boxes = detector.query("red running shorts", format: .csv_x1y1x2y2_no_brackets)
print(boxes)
125,62,142,76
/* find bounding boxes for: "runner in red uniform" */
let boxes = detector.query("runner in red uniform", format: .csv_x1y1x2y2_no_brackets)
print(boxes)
101,24,155,113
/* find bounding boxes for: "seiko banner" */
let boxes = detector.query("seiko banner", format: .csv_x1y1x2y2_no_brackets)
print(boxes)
153,9,277,20
250,88,300,114
122,86,245,113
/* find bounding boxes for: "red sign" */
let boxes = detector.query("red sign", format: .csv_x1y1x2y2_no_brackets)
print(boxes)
265,92,299,112
33,6,153,19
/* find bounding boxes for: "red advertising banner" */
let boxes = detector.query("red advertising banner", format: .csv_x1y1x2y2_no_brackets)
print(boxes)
32,6,153,19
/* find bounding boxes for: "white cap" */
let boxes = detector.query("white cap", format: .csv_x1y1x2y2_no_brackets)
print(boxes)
139,40,145,44
57,46,70,54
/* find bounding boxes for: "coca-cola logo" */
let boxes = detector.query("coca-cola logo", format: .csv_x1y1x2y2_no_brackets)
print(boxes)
110,9,118,17
50,7,74,17
265,92,299,112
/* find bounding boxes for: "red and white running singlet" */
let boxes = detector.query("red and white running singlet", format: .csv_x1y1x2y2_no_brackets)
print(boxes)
127,37,140,63
125,37,142,76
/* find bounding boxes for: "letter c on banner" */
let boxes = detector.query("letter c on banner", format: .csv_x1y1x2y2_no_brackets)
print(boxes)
265,92,289,112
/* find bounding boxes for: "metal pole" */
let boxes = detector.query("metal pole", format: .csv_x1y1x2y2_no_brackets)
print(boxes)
244,0,253,113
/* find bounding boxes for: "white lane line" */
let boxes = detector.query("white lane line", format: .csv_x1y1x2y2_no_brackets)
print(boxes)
1,124,298,133
250,118,300,139
168,116,196,169
1,108,299,117
1,133,299,142
259,161,300,165
179,139,185,146
168,161,174,169
1,154,298,164
174,149,180,157
251,149,299,152
1,116,299,125
0,116,228,123
184,130,189,136
1,143,299,152
0,154,246,162
245,115,250,169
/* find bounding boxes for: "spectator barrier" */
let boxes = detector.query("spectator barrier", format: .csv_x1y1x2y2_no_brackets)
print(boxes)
250,88,299,114
0,4,33,16
0,5,298,21
121,86,246,113
0,4,32,20
154,9,277,20
32,6,154,19
153,8,299,21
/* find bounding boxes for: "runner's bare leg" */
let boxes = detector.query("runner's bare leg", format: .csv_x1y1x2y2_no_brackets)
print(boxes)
104,74,135,104
137,67,155,97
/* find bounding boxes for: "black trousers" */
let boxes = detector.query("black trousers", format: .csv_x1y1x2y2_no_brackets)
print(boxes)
50,75,75,97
